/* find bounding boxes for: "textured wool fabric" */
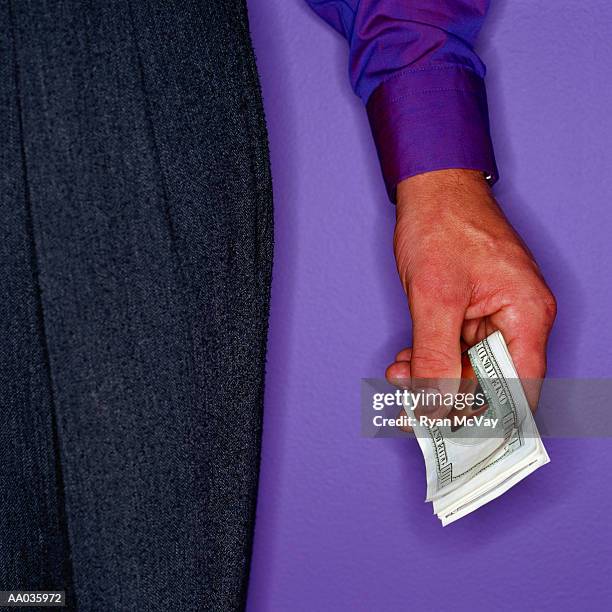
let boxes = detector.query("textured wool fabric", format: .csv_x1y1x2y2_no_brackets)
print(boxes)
0,1,273,610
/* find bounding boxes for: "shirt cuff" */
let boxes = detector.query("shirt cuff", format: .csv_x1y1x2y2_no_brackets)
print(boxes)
366,66,498,202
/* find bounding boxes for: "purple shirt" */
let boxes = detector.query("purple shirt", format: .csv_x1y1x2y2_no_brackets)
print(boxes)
306,0,498,201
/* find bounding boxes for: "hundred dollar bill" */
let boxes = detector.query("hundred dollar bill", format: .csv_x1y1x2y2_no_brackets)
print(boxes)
408,331,550,526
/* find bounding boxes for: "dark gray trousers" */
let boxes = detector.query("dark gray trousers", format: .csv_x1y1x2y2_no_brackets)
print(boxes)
0,1,273,610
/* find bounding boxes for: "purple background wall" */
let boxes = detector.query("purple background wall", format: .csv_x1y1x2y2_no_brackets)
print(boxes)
246,1,612,610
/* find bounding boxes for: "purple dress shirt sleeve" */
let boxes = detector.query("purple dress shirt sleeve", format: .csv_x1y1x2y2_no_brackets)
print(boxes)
306,0,498,201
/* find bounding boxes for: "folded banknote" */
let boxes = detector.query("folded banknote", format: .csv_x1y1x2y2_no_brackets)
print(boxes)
408,331,550,525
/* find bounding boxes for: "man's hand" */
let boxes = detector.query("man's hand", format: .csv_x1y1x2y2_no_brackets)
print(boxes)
385,169,556,410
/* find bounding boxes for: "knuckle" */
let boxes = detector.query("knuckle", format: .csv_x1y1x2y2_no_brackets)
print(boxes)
530,286,557,326
541,291,558,324
518,276,557,327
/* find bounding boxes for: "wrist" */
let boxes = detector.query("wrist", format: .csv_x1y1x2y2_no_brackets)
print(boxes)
397,168,489,199
396,168,494,222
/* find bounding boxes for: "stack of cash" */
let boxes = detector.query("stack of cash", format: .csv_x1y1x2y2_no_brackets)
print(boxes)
409,331,550,526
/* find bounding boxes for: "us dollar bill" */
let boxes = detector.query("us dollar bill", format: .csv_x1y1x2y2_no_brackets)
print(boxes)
408,331,550,526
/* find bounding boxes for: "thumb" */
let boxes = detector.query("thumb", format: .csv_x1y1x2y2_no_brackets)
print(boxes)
409,289,466,402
